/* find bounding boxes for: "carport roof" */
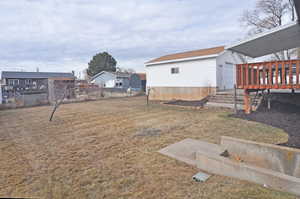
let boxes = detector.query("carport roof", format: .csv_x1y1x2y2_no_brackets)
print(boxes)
226,0,300,58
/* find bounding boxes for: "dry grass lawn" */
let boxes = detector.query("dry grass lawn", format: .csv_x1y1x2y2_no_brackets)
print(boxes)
0,96,297,199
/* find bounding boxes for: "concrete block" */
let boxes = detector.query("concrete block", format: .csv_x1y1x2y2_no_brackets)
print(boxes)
192,172,211,182
159,137,300,196
196,149,300,196
205,102,243,110
158,138,222,166
221,136,300,177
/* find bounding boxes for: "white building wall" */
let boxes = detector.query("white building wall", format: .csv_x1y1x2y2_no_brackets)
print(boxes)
216,51,243,90
91,72,116,88
146,58,217,88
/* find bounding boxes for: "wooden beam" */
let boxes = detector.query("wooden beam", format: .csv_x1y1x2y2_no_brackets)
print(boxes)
241,64,244,88
262,64,266,87
297,60,300,85
244,89,251,114
282,61,286,86
275,61,279,87
251,64,254,87
269,63,273,86
245,64,249,86
256,64,260,87
289,60,293,87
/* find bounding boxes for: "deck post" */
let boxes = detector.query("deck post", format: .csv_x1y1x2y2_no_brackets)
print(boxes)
244,89,251,114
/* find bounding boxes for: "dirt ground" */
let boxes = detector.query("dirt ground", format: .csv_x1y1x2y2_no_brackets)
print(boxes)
0,96,297,199
164,98,208,107
235,93,300,149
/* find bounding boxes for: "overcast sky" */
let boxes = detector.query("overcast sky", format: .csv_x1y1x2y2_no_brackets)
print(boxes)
0,0,256,77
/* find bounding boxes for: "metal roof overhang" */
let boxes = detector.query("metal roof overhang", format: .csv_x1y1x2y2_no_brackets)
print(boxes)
227,0,300,58
226,21,300,58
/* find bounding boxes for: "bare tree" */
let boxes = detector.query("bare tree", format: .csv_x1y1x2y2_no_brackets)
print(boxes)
241,0,296,60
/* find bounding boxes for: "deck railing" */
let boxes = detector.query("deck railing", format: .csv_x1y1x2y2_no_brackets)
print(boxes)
236,60,300,90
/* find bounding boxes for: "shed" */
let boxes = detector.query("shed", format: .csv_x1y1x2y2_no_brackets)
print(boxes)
145,46,242,101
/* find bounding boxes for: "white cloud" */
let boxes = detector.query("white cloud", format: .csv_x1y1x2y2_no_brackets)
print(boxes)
0,0,256,75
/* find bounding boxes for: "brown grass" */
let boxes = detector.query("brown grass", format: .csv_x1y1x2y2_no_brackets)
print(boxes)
0,96,297,199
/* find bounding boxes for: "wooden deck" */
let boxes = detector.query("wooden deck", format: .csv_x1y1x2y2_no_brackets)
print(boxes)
236,60,300,90
236,60,300,113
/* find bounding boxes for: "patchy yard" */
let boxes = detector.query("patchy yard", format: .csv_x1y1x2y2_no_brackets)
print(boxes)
0,96,297,199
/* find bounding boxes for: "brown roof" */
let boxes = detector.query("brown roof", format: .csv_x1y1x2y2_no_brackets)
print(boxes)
137,73,146,81
147,46,225,64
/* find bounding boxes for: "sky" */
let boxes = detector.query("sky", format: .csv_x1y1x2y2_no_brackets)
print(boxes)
0,0,257,78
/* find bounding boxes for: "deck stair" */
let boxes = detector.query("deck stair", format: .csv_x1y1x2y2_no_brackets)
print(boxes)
206,89,262,110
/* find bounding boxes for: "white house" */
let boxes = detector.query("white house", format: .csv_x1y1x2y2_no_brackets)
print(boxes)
90,71,142,90
145,46,242,101
91,71,121,88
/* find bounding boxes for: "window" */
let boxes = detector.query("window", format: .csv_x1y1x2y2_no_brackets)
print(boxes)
171,67,179,74
115,82,123,87
8,79,19,86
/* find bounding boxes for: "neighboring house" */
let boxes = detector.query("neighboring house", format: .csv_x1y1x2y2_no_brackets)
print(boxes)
1,71,75,106
137,73,146,92
90,71,142,91
145,46,242,101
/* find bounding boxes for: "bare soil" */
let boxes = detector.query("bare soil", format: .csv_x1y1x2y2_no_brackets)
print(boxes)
0,96,297,199
164,98,208,107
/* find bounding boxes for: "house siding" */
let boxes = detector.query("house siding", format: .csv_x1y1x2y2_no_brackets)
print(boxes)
92,72,116,88
216,51,242,90
146,51,243,101
92,72,142,91
129,74,142,90
116,77,130,89
146,58,217,101
146,58,217,88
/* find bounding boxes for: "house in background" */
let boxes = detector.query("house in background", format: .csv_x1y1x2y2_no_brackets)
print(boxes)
145,46,242,101
137,73,146,92
90,71,142,91
1,71,75,106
